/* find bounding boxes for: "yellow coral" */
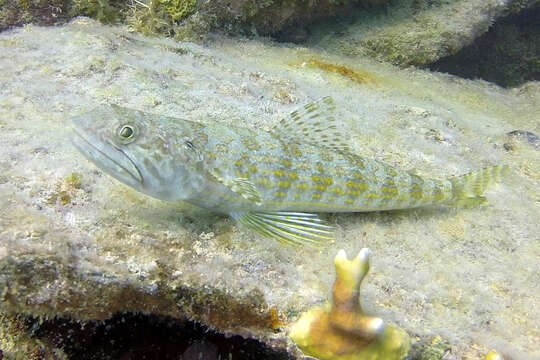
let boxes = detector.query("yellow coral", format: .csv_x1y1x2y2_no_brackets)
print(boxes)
289,248,410,360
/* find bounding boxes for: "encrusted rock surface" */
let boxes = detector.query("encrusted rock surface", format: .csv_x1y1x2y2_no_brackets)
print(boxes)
2,0,537,71
0,18,539,359
308,0,539,67
429,4,540,88
0,0,387,37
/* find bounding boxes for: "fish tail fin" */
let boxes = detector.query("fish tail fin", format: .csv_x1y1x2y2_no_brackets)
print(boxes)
448,165,509,207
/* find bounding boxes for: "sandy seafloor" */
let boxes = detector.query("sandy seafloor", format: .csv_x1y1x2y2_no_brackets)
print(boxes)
0,17,539,359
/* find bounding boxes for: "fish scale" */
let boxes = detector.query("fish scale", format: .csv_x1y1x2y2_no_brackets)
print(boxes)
71,97,508,246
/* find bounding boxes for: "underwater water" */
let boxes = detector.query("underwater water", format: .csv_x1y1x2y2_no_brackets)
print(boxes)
0,1,539,359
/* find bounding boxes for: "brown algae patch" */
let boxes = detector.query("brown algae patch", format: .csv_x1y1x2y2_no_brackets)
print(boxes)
301,58,378,86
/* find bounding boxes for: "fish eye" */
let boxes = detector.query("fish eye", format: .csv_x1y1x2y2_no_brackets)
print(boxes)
184,140,195,150
119,125,134,139
117,124,137,143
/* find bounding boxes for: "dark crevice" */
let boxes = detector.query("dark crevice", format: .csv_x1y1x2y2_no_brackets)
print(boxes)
429,4,540,88
274,1,391,43
25,312,292,360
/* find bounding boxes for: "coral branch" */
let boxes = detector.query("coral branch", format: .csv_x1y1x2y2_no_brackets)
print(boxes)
289,248,410,360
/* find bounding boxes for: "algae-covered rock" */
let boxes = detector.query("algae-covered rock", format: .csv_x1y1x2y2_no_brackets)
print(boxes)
125,0,392,41
0,313,68,359
429,5,540,88
308,0,538,67
0,0,72,30
0,18,539,359
0,0,128,31
0,0,388,38
1,0,536,75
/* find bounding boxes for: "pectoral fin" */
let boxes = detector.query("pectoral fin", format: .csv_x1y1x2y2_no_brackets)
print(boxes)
229,178,262,204
232,211,335,246
209,168,262,205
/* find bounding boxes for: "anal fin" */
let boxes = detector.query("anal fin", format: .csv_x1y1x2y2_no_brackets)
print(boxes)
232,211,335,246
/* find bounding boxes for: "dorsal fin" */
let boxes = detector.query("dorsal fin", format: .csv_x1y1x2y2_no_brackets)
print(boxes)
271,96,351,153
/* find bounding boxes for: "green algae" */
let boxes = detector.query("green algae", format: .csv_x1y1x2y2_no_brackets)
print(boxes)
71,0,122,23
126,0,197,37
159,0,196,21
64,172,82,189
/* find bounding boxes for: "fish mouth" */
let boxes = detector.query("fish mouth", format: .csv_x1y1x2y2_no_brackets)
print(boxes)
71,127,144,186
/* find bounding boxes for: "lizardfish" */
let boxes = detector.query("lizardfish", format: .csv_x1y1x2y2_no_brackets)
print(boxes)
71,97,507,245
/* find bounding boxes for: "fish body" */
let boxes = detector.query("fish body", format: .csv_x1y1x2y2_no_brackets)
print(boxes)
71,98,507,245
199,122,448,213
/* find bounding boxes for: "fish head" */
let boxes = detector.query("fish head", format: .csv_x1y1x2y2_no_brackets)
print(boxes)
71,104,202,200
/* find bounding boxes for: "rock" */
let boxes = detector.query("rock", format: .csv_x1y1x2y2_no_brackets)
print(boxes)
2,0,537,77
308,0,538,67
0,0,124,31
0,0,389,39
124,0,393,41
507,130,540,149
0,18,539,359
183,340,219,360
0,0,72,31
429,5,540,88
